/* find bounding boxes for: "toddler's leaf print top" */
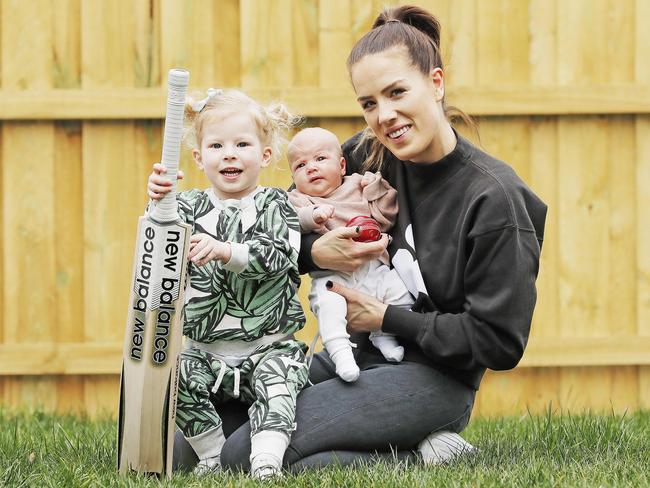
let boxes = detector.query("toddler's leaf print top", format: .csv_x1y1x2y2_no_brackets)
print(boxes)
176,187,305,343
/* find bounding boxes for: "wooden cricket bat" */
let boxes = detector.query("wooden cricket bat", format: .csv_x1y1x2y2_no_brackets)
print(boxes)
117,68,191,478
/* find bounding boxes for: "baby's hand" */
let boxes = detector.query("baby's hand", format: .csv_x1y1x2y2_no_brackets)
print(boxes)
313,204,335,225
360,171,378,188
148,163,184,201
188,234,230,266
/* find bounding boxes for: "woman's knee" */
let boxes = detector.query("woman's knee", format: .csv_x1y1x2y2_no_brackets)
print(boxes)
219,426,252,472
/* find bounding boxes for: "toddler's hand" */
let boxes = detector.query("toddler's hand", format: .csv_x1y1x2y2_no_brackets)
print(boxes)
188,234,230,266
148,163,184,201
313,204,335,225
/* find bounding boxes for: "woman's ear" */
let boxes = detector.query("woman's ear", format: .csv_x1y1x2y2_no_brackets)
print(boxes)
192,149,204,170
340,156,347,175
261,147,273,167
430,67,445,102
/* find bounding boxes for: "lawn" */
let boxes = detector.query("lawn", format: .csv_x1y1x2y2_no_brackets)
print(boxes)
1,408,648,487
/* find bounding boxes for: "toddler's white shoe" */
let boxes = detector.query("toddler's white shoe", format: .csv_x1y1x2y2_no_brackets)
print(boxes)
251,453,283,480
417,431,476,465
193,455,221,475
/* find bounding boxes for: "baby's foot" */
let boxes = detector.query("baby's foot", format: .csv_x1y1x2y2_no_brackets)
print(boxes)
382,345,404,362
370,335,404,362
330,346,360,382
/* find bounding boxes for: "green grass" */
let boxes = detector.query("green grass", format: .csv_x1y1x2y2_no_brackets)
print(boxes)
0,408,648,487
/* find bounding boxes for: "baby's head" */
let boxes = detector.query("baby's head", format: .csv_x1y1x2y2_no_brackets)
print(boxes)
185,89,299,199
287,127,346,198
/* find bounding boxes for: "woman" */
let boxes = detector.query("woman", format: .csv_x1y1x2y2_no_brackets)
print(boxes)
174,4,547,472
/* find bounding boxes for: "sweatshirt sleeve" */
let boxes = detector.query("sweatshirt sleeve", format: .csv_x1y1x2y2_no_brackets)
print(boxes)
382,225,541,371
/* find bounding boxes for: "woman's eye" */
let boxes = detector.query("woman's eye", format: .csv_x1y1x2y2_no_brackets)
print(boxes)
391,88,405,97
361,100,375,110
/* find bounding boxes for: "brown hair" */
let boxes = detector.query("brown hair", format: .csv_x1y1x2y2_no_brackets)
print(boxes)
347,5,476,170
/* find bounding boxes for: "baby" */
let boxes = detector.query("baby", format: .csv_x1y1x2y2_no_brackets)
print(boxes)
287,127,414,382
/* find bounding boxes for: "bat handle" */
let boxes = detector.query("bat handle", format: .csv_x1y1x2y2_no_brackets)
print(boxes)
150,69,190,223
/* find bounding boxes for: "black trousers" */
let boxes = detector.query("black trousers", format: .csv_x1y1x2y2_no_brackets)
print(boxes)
173,349,476,472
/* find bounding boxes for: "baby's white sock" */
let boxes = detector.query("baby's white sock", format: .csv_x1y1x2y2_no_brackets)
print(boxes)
369,332,404,362
186,426,226,475
250,430,289,479
326,338,360,382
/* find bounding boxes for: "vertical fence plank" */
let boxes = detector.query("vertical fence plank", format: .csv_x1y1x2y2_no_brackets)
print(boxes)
529,0,557,85
636,116,650,408
293,0,319,87
635,0,650,410
445,0,476,88
134,0,160,87
319,0,351,89
349,0,375,45
213,0,242,87
53,0,81,88
54,122,84,343
241,0,294,89
606,0,635,83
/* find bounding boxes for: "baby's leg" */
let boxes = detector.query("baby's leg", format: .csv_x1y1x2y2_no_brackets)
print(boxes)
175,349,228,473
310,275,360,382
369,267,415,362
247,342,309,479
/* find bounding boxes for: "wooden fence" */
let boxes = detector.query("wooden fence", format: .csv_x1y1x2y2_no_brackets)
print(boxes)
0,0,648,417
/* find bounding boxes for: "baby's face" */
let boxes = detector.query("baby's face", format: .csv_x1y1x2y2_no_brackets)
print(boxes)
288,129,345,198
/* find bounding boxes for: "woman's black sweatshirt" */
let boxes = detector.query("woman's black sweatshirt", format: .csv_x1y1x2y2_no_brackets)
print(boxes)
300,131,547,390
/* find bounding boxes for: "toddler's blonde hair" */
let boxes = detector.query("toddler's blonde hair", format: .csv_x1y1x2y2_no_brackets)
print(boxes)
184,89,302,162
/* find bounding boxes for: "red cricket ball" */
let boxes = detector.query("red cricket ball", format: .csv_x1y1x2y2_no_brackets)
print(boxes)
346,215,381,242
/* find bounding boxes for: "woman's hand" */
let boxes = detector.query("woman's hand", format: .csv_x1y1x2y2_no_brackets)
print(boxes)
148,163,184,201
189,234,230,266
312,226,389,272
326,281,388,332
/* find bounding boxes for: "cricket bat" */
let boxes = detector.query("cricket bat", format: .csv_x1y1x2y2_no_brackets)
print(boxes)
117,68,191,478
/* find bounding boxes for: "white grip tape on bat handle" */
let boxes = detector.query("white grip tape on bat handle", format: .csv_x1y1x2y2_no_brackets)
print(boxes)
151,69,189,223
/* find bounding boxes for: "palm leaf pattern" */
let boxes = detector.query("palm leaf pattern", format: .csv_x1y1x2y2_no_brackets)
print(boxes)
248,343,308,435
176,342,308,438
175,349,224,437
175,187,305,343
